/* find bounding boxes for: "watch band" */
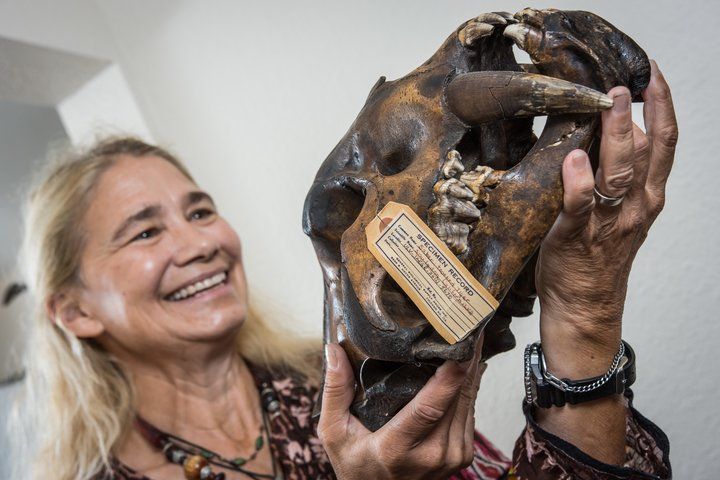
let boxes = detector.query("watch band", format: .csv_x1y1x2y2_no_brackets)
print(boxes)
524,340,636,408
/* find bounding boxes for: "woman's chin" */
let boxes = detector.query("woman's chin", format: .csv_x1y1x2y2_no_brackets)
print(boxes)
169,307,246,344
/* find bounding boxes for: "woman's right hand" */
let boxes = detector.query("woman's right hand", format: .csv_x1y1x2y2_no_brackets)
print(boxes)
318,342,485,480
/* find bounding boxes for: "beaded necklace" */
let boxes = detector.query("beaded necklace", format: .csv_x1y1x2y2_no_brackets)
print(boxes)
115,379,282,480
133,413,275,480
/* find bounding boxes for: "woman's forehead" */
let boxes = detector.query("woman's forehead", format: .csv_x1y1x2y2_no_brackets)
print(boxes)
85,156,199,235
97,155,195,203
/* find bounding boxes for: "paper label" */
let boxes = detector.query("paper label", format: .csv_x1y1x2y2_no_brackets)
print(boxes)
365,201,498,344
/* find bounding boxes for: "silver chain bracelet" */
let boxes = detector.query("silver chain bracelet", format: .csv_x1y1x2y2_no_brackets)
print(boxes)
523,342,535,404
543,341,625,393
524,340,626,404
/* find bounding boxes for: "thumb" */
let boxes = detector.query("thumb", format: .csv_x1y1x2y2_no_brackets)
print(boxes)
318,343,357,443
547,149,596,242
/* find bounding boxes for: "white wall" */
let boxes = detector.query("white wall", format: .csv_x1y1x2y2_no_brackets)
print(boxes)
57,64,153,144
0,100,67,272
1,0,717,476
0,101,68,478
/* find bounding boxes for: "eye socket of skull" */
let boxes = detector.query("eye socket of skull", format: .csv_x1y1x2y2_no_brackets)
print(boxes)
376,145,416,176
303,178,366,253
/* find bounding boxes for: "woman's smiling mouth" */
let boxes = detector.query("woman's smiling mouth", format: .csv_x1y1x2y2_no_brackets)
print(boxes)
166,271,228,301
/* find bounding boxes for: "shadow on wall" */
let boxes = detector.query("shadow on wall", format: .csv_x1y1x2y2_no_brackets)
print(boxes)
1,281,27,385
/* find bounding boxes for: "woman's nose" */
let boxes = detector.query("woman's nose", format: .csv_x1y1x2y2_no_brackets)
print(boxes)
172,221,218,265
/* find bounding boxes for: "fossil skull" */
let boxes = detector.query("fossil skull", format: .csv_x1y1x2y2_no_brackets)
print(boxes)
303,8,649,431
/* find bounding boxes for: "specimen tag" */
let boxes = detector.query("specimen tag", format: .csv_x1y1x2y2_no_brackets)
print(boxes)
365,201,498,344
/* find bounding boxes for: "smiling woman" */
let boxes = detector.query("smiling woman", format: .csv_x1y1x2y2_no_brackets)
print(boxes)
12,138,322,479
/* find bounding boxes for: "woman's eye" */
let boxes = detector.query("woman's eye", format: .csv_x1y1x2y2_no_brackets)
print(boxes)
190,208,215,221
131,228,159,242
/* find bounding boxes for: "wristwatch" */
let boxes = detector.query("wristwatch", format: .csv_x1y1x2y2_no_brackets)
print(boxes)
524,340,636,408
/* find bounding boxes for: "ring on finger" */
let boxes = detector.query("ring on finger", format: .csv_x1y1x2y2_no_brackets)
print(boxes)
593,185,624,207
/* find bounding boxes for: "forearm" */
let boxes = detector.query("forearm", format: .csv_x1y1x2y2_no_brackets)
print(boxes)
536,313,627,465
525,58,677,476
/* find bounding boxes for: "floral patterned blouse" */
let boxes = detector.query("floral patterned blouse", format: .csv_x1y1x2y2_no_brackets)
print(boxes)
103,364,671,479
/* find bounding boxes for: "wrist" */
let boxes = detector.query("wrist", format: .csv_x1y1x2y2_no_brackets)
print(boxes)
540,310,621,379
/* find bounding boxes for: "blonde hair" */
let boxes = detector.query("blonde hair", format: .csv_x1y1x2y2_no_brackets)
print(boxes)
12,137,320,480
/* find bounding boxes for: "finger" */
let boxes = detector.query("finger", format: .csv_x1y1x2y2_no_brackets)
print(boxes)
628,123,651,194
643,60,679,197
596,86,635,200
440,334,486,467
452,335,485,438
544,150,595,242
440,358,485,471
448,354,483,443
463,362,487,464
382,360,468,447
318,343,365,445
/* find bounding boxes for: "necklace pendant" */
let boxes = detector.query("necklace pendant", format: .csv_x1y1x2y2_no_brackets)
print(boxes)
183,454,227,480
183,455,209,480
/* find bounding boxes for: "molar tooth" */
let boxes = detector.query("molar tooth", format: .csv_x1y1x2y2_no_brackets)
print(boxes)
450,198,482,222
442,150,464,178
461,166,503,205
434,178,458,195
448,182,474,201
187,285,197,295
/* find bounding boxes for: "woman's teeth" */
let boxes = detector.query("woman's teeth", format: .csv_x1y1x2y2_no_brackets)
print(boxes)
169,272,227,301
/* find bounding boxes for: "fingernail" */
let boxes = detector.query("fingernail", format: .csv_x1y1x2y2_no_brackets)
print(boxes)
650,59,659,74
612,92,630,113
571,151,587,170
325,344,338,371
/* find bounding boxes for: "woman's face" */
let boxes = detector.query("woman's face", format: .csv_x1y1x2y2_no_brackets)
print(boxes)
74,155,247,357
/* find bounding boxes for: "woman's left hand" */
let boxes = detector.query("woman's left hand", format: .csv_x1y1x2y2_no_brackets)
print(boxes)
534,60,678,464
537,60,678,361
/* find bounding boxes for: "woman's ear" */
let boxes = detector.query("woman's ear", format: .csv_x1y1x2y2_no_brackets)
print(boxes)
46,292,105,338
